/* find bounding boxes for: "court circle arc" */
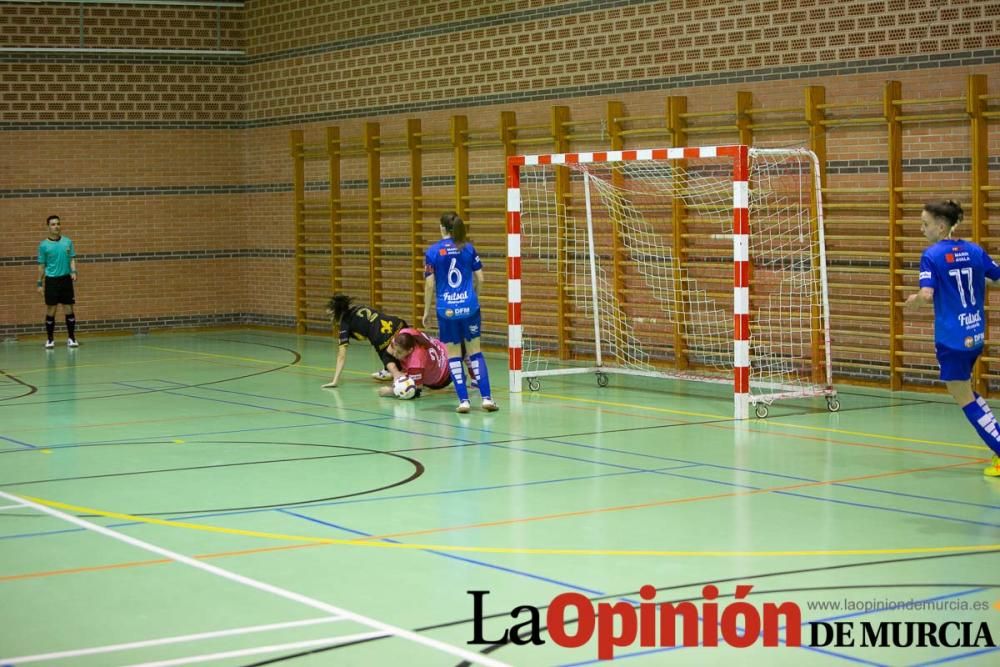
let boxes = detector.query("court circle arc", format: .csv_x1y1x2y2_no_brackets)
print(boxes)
31,439,425,517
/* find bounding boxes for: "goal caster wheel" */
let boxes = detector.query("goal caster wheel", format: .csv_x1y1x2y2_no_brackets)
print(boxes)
754,403,769,419
596,373,609,388
527,378,541,392
826,397,841,413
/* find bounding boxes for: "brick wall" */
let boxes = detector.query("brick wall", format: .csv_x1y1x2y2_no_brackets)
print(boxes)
1,0,998,391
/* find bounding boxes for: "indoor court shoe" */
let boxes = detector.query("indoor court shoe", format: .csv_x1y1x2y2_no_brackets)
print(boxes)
482,398,499,412
67,338,79,348
985,455,1000,478
456,400,471,414
44,340,54,349
372,369,392,381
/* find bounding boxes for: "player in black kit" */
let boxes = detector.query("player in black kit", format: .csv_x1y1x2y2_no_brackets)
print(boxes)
321,294,408,389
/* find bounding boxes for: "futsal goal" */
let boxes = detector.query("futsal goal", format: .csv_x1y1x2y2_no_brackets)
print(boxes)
505,145,838,419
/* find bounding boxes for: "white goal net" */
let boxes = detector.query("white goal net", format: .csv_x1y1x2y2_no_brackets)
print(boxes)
506,146,836,419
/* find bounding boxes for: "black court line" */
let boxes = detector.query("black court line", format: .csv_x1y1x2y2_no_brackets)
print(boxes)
0,368,37,401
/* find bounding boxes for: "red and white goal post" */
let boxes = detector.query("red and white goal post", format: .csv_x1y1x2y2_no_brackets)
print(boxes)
505,145,838,420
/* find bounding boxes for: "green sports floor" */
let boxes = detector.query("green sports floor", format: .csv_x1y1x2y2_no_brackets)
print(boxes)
1,330,999,667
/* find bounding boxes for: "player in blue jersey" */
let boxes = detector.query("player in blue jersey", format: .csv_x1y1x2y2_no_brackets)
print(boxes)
36,215,79,349
422,212,498,413
905,200,1000,477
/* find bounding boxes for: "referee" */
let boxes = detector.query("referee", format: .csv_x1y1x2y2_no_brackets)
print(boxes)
36,215,79,349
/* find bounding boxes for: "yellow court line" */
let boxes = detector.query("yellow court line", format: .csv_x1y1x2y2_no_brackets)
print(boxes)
538,392,987,451
13,488,999,558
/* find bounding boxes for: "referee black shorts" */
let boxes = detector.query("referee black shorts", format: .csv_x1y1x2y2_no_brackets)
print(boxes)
43,274,75,306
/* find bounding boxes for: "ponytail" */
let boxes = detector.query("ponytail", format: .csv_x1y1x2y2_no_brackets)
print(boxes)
326,294,355,322
440,211,468,247
923,200,964,228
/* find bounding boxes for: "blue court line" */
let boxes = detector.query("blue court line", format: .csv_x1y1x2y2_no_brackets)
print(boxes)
4,429,993,553
4,383,995,544
111,381,497,446
188,382,549,440
561,586,990,667
909,646,1000,666
801,587,992,667
524,437,1000,512
29,421,368,450
559,643,888,667
774,492,1000,528
4,431,993,548
278,509,868,667
486,444,1000,529
21,380,999,519
0,435,37,450
278,509,606,596
0,466,695,542
132,381,1000,516
833,483,1000,512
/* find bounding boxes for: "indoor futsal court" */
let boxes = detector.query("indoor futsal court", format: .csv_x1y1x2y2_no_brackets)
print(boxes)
1,330,999,666
3,0,1000,666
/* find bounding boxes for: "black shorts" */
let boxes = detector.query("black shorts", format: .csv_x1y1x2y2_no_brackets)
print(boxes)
43,274,75,306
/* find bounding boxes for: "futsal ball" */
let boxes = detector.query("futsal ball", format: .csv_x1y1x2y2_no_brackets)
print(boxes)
393,376,417,400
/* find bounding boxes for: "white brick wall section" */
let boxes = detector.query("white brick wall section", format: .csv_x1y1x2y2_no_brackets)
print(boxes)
734,286,750,315
507,188,520,213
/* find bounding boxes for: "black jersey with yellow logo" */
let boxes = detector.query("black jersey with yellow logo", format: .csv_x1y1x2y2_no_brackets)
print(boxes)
337,306,407,351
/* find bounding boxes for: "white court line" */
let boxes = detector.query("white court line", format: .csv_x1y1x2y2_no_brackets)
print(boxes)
0,491,512,667
124,633,389,667
1,617,347,664
0,503,26,511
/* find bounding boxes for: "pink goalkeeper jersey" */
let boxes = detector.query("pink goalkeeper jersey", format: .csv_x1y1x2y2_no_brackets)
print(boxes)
398,328,450,387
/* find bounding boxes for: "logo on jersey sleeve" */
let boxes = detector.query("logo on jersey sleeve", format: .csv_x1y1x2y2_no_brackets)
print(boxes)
946,253,955,263
439,248,447,256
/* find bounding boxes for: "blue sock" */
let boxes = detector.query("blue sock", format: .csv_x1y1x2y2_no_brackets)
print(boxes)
449,357,469,402
961,394,1000,456
468,352,492,399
